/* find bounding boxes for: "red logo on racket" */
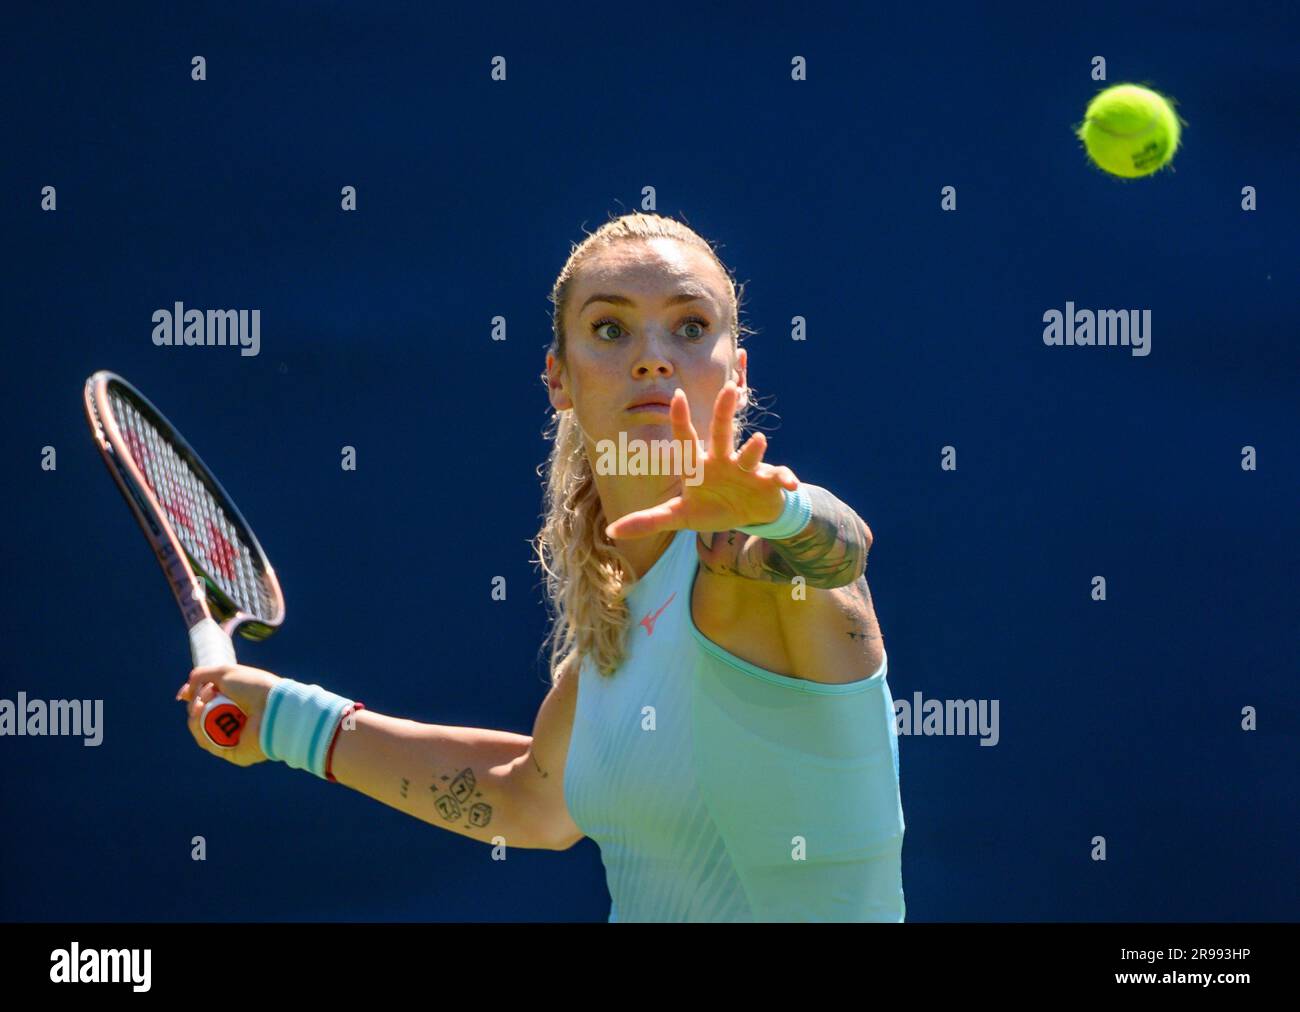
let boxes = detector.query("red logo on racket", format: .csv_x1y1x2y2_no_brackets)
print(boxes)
204,702,247,748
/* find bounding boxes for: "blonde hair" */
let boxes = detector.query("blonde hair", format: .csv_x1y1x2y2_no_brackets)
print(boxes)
532,212,759,685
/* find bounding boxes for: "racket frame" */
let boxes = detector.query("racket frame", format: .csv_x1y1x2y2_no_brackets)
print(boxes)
84,370,284,639
83,370,284,748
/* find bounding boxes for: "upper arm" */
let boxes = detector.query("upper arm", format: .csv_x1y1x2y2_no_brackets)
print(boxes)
509,652,585,850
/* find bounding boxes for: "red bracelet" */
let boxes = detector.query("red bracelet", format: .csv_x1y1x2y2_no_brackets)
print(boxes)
325,702,364,783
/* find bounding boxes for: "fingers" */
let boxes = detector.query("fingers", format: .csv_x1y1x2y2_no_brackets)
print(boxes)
735,432,796,489
174,664,270,767
669,388,701,451
184,680,223,756
753,463,798,489
605,496,686,540
177,664,227,703
735,431,767,473
179,665,229,755
189,680,218,722
708,382,740,460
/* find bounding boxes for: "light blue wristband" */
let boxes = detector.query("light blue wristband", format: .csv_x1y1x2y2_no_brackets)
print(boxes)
737,486,813,540
260,679,355,779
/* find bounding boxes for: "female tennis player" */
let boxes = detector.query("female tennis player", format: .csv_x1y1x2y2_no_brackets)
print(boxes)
178,212,905,922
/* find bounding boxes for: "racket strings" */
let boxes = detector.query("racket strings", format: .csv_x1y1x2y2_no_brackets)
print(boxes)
110,390,273,620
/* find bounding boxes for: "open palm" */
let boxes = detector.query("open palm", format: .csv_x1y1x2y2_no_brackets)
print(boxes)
604,382,799,540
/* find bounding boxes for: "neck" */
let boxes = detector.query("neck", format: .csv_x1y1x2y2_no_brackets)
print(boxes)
593,470,681,580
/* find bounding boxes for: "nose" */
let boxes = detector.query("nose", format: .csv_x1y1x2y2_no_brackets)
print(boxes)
632,328,674,378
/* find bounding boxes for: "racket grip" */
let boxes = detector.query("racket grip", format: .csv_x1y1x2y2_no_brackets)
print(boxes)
188,618,247,749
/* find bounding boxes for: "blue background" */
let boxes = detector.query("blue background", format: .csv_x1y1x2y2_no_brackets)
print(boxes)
2,1,1296,921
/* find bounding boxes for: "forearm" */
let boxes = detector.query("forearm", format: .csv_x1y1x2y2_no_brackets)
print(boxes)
754,483,871,589
331,710,549,848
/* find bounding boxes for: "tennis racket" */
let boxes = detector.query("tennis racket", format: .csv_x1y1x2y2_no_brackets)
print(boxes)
83,370,285,749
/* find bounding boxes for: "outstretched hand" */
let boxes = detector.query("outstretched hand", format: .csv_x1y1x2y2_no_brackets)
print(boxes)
604,382,799,540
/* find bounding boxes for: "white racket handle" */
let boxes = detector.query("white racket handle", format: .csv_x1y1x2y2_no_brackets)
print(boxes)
188,618,247,749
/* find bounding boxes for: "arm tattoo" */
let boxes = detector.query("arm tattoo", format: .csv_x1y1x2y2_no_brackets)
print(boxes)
412,767,494,829
755,485,871,590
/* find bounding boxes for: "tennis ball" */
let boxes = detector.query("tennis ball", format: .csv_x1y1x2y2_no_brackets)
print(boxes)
1077,83,1182,178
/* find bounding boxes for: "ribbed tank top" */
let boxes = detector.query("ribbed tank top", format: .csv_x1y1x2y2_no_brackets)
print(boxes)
563,527,906,922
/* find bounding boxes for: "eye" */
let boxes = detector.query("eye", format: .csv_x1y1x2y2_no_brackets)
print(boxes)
591,318,624,341
676,316,709,341
590,314,711,343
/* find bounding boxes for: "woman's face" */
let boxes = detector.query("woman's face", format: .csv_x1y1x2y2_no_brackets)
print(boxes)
547,237,746,453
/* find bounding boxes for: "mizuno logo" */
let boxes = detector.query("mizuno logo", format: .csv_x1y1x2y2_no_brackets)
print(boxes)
639,591,676,637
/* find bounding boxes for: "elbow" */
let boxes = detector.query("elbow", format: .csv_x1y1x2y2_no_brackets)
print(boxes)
844,518,872,585
813,522,871,590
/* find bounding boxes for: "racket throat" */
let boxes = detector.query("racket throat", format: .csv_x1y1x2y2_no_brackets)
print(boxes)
189,617,236,668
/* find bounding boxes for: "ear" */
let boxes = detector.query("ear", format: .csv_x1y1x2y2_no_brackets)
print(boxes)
546,351,573,411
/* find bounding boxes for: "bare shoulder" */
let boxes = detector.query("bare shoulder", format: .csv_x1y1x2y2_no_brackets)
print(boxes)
772,573,886,684
693,531,884,685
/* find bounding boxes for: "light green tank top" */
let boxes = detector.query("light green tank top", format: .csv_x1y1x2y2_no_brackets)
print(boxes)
563,527,906,922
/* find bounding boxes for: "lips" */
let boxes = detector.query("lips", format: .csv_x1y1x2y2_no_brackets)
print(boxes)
627,392,675,410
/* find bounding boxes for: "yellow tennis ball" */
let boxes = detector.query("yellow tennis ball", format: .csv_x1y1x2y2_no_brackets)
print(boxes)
1077,83,1182,178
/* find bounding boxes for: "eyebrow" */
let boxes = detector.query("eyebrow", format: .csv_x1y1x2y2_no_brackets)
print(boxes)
579,290,712,312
